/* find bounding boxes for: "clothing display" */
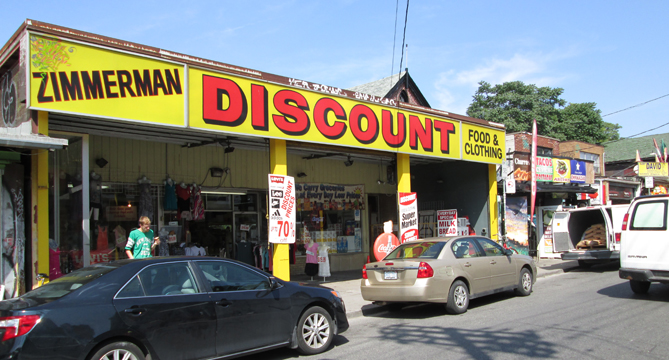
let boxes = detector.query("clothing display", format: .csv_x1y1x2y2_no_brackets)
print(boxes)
190,185,204,221
176,184,191,220
138,183,153,222
318,245,331,278
237,241,254,265
96,225,108,251
90,173,102,210
164,180,178,211
113,225,127,249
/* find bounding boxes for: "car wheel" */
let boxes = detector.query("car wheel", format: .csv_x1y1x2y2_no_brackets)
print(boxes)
297,306,334,355
629,280,651,294
515,268,533,296
89,342,145,360
446,280,469,314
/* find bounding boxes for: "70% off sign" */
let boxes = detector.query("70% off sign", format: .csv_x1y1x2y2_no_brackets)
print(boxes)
268,174,296,244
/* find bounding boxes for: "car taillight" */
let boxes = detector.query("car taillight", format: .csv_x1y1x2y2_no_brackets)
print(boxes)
417,262,434,278
615,232,621,243
622,213,629,231
362,264,368,279
0,315,41,341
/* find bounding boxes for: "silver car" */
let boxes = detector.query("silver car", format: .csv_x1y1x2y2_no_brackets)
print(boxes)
361,236,536,314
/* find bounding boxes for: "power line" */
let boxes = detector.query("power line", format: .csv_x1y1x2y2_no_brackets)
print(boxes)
390,0,399,89
397,0,410,83
602,93,669,117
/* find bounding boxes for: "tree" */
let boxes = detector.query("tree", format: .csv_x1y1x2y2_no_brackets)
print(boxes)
466,81,620,143
602,121,622,141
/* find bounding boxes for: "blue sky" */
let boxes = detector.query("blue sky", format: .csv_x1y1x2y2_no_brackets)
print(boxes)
2,1,668,138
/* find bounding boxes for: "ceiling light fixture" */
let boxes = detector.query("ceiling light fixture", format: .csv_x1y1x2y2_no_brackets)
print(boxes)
297,172,307,178
224,141,235,154
344,156,354,167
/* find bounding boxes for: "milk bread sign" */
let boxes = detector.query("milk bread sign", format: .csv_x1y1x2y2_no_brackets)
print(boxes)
268,174,296,244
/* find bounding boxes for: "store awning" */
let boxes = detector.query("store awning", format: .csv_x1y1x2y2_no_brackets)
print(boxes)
0,134,68,149
515,182,598,194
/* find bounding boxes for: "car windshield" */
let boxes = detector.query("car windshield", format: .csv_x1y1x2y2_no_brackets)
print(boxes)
20,265,117,302
384,241,446,260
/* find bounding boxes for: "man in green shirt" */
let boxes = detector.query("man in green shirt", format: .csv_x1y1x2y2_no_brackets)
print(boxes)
125,216,160,259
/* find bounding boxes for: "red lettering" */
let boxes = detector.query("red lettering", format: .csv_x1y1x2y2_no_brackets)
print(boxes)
251,84,268,131
202,75,247,127
272,90,310,136
349,104,379,144
382,110,406,148
409,115,432,151
314,98,347,140
434,120,456,154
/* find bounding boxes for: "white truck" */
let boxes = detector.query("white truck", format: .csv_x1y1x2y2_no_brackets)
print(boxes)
551,205,629,268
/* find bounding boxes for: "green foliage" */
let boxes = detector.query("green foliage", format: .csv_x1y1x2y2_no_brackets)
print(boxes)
466,81,621,143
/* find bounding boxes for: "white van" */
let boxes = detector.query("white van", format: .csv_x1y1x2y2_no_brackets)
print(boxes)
619,195,669,294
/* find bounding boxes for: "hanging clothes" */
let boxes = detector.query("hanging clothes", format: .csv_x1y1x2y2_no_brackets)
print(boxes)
176,184,191,220
96,225,108,251
164,180,178,211
190,185,204,221
318,245,331,278
138,183,153,222
304,241,319,277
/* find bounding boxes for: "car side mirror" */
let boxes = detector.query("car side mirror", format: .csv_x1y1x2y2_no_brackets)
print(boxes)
268,276,281,290
503,249,513,256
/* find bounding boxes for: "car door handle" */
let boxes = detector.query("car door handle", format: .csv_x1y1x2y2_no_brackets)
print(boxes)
490,260,497,265
216,299,232,307
463,262,471,267
124,307,146,315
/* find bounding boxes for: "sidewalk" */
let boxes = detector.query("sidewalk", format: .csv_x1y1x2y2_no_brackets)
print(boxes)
291,258,580,319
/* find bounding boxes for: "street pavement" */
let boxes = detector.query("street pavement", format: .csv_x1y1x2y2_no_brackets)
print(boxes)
291,258,581,319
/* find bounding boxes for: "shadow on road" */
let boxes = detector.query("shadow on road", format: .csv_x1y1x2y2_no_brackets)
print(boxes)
598,280,669,302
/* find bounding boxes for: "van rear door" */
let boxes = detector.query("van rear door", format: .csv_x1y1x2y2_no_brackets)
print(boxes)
622,199,669,271
552,211,571,253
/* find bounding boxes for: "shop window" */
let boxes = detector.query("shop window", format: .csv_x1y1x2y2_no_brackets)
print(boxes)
296,209,362,255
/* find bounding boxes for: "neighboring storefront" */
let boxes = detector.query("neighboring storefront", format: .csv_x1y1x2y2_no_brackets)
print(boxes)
0,20,505,294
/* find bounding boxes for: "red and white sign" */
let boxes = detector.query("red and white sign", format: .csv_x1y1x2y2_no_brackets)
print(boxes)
437,209,458,237
373,232,400,261
398,192,419,243
268,174,296,244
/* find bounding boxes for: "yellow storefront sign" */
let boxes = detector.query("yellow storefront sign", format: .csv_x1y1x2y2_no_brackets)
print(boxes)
29,34,185,126
461,122,505,164
638,162,669,177
188,68,472,161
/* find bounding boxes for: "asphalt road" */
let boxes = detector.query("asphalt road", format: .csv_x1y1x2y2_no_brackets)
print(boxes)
245,263,669,360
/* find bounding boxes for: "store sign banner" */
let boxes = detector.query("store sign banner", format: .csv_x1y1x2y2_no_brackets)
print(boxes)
268,174,296,244
28,34,185,126
295,183,365,211
570,160,586,183
461,123,505,164
552,159,571,183
107,206,137,222
398,192,418,243
536,156,553,182
638,162,669,177
437,209,458,237
512,153,530,181
189,68,503,165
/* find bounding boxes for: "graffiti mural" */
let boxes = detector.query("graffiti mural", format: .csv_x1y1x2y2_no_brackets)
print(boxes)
2,164,25,299
1,72,17,126
30,35,75,74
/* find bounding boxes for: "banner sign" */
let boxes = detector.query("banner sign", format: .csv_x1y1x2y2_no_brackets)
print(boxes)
536,156,553,182
638,162,669,177
437,209,458,237
268,174,296,244
295,183,365,211
189,68,505,164
106,206,137,222
570,160,586,183
512,153,530,181
457,218,470,236
398,192,418,243
552,158,571,183
29,34,185,126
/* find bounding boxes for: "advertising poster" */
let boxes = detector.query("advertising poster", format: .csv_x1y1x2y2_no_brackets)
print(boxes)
505,196,529,255
570,160,586,183
552,158,571,183
537,206,561,259
398,192,418,243
437,209,458,237
295,183,364,211
268,174,296,244
536,156,553,182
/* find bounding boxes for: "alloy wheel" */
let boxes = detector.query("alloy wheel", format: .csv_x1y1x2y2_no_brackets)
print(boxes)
302,312,330,349
99,349,139,360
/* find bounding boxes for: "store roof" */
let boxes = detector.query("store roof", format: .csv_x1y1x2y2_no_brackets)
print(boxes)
347,71,431,108
604,132,669,162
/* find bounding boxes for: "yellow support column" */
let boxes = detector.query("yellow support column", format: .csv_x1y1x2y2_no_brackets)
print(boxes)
397,153,411,192
35,111,50,284
269,139,290,281
488,164,499,241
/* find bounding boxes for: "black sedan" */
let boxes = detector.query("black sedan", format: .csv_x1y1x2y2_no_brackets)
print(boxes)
0,256,348,360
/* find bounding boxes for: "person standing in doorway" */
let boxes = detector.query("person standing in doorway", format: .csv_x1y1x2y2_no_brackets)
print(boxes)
125,216,160,259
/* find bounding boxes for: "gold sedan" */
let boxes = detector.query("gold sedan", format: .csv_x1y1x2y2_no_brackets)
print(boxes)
361,236,536,314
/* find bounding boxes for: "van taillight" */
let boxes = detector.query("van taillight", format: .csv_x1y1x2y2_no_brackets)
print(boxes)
417,262,434,278
362,264,368,279
0,315,41,341
615,233,621,243
622,213,629,231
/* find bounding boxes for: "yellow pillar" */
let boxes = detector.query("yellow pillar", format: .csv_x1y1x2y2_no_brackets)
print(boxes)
269,139,290,281
35,111,50,284
488,164,499,241
397,153,411,192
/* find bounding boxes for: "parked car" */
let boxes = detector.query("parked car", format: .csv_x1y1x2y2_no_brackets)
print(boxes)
0,256,348,360
361,236,536,314
619,194,669,294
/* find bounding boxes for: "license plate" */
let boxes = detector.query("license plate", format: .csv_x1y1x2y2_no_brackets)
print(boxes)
384,271,398,280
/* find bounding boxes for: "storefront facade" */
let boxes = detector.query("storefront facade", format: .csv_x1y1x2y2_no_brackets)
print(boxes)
0,20,505,293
